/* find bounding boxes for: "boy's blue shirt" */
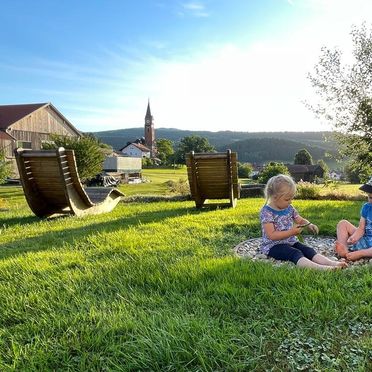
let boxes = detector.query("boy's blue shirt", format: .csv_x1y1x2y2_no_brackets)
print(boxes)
361,202,372,237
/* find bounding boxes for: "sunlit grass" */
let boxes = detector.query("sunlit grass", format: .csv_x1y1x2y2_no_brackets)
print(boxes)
0,184,370,370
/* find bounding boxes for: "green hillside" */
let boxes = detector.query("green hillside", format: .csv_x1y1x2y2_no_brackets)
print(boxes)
217,137,336,163
92,127,339,165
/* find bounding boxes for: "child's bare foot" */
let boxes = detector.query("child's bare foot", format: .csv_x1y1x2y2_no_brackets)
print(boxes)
334,260,348,269
321,258,348,269
346,251,365,261
335,241,348,258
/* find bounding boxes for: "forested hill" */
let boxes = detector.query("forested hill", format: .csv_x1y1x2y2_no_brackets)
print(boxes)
217,137,336,163
92,127,338,163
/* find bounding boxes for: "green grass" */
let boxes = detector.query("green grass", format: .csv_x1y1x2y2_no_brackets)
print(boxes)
0,184,370,370
119,167,187,196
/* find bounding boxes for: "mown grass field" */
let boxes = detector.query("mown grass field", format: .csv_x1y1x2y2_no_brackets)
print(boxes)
0,174,370,370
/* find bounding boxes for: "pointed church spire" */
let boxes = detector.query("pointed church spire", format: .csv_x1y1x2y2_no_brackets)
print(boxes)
145,98,152,119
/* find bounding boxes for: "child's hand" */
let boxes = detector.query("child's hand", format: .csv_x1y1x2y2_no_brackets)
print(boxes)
292,226,304,236
308,223,319,235
347,236,357,245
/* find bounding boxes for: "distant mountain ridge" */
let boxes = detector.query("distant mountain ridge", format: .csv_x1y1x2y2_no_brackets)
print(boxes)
92,127,338,164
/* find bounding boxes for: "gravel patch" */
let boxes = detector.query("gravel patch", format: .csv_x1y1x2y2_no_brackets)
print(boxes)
234,236,372,267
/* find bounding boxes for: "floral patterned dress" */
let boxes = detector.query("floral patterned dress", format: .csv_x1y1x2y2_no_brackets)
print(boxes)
259,204,299,254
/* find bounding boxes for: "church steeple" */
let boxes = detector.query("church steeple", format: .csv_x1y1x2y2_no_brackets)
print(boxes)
144,99,156,157
145,99,152,119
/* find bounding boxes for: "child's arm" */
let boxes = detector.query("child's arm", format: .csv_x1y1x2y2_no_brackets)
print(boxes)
347,217,366,244
263,222,303,241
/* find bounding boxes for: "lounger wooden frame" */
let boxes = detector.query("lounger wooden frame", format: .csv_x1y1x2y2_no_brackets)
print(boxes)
186,150,239,208
15,147,124,217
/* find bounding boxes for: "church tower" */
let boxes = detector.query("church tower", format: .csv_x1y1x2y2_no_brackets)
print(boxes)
144,99,156,157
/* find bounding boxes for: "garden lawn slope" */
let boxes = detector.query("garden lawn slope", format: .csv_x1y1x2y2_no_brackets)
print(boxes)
0,186,370,370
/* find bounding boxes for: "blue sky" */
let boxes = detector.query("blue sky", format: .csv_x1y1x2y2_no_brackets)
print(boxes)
0,0,371,133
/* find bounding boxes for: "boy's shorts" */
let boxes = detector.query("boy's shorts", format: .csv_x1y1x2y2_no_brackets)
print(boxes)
350,236,372,251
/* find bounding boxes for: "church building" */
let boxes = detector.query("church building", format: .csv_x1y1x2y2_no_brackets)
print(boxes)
144,99,156,157
119,100,157,159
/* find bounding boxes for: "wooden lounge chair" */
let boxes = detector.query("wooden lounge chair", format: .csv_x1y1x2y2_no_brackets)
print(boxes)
15,147,124,217
186,150,240,208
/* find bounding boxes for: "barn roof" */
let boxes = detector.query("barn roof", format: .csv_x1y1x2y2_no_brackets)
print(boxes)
0,130,16,141
0,102,81,136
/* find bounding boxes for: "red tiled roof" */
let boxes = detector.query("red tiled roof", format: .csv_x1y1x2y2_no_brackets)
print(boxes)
0,130,16,140
120,142,151,152
0,103,47,129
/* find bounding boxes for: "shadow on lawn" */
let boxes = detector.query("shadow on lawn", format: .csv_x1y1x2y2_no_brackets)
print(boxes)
0,204,208,260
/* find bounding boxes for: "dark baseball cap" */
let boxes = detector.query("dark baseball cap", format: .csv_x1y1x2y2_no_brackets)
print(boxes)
359,176,372,193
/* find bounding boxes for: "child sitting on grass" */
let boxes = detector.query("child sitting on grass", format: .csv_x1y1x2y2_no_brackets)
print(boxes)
260,174,347,270
335,177,372,261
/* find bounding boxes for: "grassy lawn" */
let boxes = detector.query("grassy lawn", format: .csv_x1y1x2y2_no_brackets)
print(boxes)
0,181,370,370
119,167,187,196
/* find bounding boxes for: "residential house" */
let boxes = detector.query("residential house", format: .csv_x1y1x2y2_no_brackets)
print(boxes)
286,164,324,182
119,142,151,158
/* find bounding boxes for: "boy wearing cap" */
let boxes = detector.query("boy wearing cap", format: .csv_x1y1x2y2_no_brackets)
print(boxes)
335,177,372,261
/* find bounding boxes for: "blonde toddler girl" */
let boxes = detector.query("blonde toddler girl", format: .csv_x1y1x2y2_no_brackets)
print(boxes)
259,174,347,270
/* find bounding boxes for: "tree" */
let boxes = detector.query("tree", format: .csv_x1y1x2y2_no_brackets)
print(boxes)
156,138,174,165
258,162,290,184
294,149,313,165
344,163,361,183
307,23,372,177
42,134,106,182
238,162,253,178
0,150,11,183
317,159,329,180
174,135,215,164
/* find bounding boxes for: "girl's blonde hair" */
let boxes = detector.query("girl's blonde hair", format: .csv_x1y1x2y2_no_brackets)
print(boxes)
264,174,296,202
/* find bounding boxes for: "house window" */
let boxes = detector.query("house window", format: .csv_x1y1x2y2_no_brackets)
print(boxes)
17,141,32,149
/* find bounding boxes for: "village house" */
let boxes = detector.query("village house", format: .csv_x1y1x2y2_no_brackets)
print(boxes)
0,102,81,175
119,142,151,158
329,169,343,181
286,164,324,182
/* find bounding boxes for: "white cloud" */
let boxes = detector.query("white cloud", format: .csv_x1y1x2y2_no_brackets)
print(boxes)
180,1,209,17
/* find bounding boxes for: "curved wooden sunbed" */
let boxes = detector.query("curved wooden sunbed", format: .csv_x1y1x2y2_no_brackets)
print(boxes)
15,147,124,217
186,150,240,208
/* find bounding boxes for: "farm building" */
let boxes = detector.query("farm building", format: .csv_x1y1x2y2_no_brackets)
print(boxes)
103,153,142,183
0,102,81,175
286,164,324,182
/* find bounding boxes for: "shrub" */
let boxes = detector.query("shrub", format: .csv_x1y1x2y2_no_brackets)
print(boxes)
0,149,11,184
258,162,290,184
238,162,253,178
42,134,106,182
296,182,321,199
164,179,190,195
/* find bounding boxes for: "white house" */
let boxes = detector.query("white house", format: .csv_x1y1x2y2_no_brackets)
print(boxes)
329,170,343,180
119,142,151,158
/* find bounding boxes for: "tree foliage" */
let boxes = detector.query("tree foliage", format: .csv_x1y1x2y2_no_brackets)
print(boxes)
0,150,11,184
307,23,372,177
174,135,215,164
258,162,290,184
42,134,107,182
238,162,253,178
156,138,174,165
294,149,313,165
317,159,329,180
